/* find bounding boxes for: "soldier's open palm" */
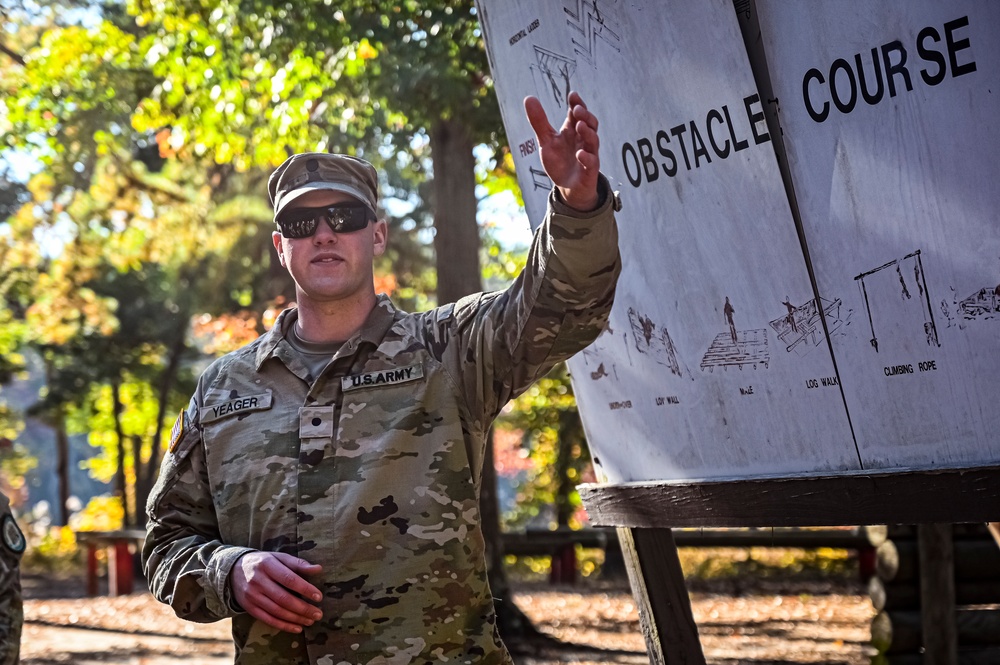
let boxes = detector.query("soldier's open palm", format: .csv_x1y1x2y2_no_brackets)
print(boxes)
524,90,601,210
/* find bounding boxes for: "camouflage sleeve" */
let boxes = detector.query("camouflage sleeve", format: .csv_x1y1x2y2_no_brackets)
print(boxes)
0,494,23,665
450,173,621,431
142,402,253,623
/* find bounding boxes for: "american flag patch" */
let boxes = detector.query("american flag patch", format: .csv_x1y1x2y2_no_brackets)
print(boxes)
168,411,185,453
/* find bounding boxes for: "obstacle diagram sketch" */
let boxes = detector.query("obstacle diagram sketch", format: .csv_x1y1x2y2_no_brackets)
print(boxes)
940,287,959,330
563,0,621,67
935,273,999,329
530,45,577,109
700,297,770,371
958,284,1000,321
627,307,688,379
580,323,620,381
854,249,939,353
529,165,552,191
768,296,851,356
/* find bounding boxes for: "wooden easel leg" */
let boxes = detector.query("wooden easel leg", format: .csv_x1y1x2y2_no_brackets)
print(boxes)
617,528,705,665
86,543,98,597
987,522,1000,550
918,523,957,665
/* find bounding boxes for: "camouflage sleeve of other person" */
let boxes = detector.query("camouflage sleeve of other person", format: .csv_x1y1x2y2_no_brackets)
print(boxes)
142,395,253,622
0,492,24,665
448,174,620,439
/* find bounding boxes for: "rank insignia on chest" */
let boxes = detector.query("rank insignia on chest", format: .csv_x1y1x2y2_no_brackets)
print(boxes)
342,364,424,391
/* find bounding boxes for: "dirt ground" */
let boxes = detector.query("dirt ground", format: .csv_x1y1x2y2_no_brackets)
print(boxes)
19,568,875,665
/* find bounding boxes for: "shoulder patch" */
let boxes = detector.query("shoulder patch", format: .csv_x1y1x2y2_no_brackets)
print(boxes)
168,410,185,453
342,364,424,391
2,513,25,554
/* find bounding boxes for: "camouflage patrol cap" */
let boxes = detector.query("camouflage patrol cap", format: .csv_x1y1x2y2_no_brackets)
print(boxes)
268,153,379,220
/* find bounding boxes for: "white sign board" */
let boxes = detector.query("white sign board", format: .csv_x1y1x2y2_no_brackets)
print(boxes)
476,0,999,483
755,1,1000,470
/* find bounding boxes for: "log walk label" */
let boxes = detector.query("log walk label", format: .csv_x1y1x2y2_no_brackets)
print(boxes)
806,377,840,389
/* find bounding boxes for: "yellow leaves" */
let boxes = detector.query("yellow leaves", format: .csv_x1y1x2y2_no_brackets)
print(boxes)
27,171,55,201
106,226,149,272
214,140,234,164
26,277,118,346
131,97,168,135
35,23,136,82
30,525,78,561
192,311,260,355
357,39,378,61
6,201,42,240
73,496,124,532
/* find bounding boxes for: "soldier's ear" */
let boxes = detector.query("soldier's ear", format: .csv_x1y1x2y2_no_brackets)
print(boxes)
372,219,388,258
272,231,287,266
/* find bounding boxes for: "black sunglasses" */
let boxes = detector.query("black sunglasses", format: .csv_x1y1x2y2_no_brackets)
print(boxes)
276,203,375,239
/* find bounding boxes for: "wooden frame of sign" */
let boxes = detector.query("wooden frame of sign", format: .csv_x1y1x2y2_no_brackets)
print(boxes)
577,465,1000,665
580,465,1000,529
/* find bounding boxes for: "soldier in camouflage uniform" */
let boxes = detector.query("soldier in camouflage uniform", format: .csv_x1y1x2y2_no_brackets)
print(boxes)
0,491,25,664
143,92,621,664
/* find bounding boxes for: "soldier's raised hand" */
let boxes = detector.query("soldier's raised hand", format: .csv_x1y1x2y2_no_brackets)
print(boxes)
231,551,324,632
524,91,601,211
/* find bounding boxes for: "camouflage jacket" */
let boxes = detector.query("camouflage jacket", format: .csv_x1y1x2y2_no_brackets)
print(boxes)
143,179,621,665
0,492,23,665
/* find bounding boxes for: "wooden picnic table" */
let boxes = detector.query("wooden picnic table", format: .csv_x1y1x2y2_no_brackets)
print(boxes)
74,529,146,596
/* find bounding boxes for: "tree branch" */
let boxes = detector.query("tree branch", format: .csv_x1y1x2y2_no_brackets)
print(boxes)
0,41,25,66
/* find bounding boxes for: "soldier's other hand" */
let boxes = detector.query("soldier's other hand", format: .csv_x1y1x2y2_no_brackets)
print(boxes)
231,551,324,632
524,91,601,212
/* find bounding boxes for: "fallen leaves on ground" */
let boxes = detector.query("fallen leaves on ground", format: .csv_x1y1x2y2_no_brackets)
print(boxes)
21,574,875,664
512,578,874,665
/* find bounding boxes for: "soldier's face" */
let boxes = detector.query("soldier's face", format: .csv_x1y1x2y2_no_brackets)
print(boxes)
272,189,388,306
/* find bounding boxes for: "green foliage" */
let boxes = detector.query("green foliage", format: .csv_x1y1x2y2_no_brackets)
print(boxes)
0,0,514,527
72,379,161,484
0,442,38,491
123,0,502,169
480,234,527,292
678,546,855,581
504,548,603,582
19,526,81,574
498,364,591,530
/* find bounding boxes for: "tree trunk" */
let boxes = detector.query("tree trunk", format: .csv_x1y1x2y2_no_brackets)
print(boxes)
555,410,581,529
550,409,582,585
429,118,481,305
54,410,71,527
137,312,188,526
132,435,143,518
428,118,542,643
42,355,72,527
110,381,132,528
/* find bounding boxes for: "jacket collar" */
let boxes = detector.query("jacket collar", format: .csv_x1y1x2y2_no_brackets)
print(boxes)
254,294,399,371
